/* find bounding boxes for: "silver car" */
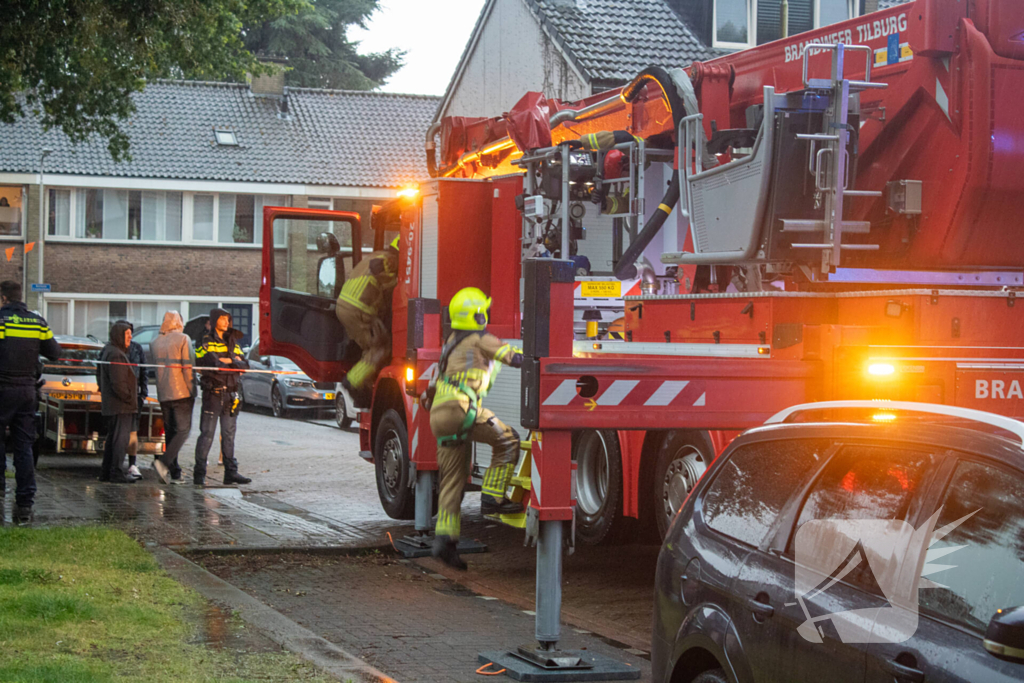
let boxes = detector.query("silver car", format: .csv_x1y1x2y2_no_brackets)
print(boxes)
239,341,355,427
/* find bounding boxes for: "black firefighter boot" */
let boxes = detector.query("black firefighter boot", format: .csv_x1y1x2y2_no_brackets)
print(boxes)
481,494,523,516
432,534,468,571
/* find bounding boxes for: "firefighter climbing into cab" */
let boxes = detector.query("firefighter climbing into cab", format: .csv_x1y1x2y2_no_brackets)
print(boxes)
425,287,524,570
336,236,400,407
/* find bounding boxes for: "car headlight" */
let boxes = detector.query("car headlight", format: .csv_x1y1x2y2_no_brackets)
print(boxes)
284,379,314,388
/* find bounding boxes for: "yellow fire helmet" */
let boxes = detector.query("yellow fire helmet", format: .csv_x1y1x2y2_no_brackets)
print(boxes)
389,235,400,252
449,287,491,331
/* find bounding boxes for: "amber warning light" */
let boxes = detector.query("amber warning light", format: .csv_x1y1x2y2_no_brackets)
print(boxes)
397,187,419,199
867,362,896,377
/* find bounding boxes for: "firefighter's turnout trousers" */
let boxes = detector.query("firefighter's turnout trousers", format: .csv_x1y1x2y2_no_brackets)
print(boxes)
431,401,519,540
335,302,389,390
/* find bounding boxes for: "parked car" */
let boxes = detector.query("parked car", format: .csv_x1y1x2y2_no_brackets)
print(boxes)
129,324,161,379
35,336,164,458
238,339,337,418
653,401,1024,683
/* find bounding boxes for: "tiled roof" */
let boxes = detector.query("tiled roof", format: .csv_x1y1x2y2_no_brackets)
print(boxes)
527,0,717,84
0,81,439,188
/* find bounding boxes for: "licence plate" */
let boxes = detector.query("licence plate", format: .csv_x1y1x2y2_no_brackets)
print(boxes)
51,392,88,401
324,392,335,401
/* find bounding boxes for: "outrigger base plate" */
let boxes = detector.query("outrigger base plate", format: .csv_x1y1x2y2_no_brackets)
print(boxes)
393,532,487,559
478,648,640,681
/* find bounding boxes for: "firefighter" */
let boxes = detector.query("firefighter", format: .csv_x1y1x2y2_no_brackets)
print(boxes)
0,281,61,524
428,287,524,570
336,236,399,408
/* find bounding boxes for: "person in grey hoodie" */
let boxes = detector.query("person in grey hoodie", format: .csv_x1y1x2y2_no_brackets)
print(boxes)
150,310,195,485
97,321,138,483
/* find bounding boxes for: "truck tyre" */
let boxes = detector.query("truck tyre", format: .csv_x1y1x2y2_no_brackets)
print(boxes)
691,669,728,683
374,409,415,520
653,430,713,540
573,429,629,545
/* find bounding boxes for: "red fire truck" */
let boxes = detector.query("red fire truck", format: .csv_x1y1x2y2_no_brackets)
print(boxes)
259,0,1024,558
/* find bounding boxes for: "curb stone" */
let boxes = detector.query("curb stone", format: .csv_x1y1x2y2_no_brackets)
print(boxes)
150,546,397,683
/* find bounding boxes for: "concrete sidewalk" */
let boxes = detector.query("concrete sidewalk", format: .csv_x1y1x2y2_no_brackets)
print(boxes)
3,460,654,682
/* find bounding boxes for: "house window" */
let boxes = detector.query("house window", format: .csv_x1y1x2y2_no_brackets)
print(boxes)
817,0,854,27
193,194,215,241
715,0,754,48
48,189,71,237
0,186,24,237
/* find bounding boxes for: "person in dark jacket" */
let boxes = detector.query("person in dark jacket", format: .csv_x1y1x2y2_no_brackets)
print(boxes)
194,308,251,486
117,320,149,479
97,321,139,483
0,281,61,523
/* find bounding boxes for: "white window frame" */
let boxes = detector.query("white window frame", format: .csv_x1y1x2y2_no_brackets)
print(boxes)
713,0,757,49
814,0,859,29
0,185,27,240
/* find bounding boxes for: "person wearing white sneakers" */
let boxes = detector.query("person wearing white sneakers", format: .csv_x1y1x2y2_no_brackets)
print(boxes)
150,311,195,485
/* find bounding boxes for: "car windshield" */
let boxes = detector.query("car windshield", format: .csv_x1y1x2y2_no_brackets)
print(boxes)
43,345,103,376
275,357,301,372
133,328,159,345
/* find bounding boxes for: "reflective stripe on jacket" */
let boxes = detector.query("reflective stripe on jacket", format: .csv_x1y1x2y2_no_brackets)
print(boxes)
0,301,61,386
338,251,397,316
432,332,521,411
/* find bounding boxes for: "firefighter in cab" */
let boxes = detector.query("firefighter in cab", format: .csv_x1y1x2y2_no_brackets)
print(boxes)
427,287,524,570
336,235,400,407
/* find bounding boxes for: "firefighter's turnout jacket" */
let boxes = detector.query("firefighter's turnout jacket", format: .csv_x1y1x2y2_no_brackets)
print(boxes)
0,301,61,386
336,250,398,390
430,331,522,540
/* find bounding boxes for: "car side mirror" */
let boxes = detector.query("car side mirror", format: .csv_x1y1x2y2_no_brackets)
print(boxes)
985,607,1024,663
260,357,269,365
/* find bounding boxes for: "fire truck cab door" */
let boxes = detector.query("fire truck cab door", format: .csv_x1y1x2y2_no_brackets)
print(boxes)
259,207,363,382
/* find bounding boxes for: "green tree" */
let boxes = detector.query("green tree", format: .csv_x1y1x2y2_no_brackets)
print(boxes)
244,0,404,90
1,0,306,161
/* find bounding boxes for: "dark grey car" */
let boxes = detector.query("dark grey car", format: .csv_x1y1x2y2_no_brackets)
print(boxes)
652,402,1024,683
238,342,335,418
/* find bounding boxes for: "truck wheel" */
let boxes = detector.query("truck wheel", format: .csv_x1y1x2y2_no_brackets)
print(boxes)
374,409,415,520
573,430,628,545
653,431,713,540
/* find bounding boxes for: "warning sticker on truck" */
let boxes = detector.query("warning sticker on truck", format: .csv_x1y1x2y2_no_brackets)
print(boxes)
580,281,622,298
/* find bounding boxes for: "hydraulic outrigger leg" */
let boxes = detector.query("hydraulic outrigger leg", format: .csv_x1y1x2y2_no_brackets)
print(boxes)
478,259,638,680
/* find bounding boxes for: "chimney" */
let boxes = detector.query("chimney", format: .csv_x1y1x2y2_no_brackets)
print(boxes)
249,58,287,97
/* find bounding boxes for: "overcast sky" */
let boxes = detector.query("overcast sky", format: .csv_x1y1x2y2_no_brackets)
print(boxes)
350,0,487,97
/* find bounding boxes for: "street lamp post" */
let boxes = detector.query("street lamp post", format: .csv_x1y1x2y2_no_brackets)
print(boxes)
37,148,53,311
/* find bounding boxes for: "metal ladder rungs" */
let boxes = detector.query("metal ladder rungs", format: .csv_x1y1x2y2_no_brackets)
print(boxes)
844,190,883,198
796,133,840,141
781,219,870,234
790,243,880,250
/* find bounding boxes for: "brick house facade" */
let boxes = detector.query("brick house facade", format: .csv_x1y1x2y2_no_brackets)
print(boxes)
0,77,437,345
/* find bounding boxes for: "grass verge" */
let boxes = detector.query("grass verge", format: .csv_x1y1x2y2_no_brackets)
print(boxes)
0,526,335,682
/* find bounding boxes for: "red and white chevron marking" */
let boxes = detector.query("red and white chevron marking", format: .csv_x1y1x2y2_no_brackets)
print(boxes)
541,379,706,408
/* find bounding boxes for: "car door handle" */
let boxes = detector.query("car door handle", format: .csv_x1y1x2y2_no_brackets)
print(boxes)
747,597,774,619
880,658,925,683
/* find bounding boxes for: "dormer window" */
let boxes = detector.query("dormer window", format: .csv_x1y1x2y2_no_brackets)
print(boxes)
214,129,238,146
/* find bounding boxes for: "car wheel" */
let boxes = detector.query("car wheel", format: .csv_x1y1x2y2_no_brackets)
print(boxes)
271,384,287,418
653,431,713,540
691,669,728,683
335,391,353,430
573,430,631,545
373,409,414,520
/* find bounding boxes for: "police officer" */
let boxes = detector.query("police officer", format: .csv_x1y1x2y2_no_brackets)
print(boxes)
336,236,399,408
0,281,60,523
194,308,251,487
428,287,524,570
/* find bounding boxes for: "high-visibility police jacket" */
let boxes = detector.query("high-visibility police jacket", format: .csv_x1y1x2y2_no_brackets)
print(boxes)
432,331,521,413
338,251,397,316
0,301,61,386
195,331,248,392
